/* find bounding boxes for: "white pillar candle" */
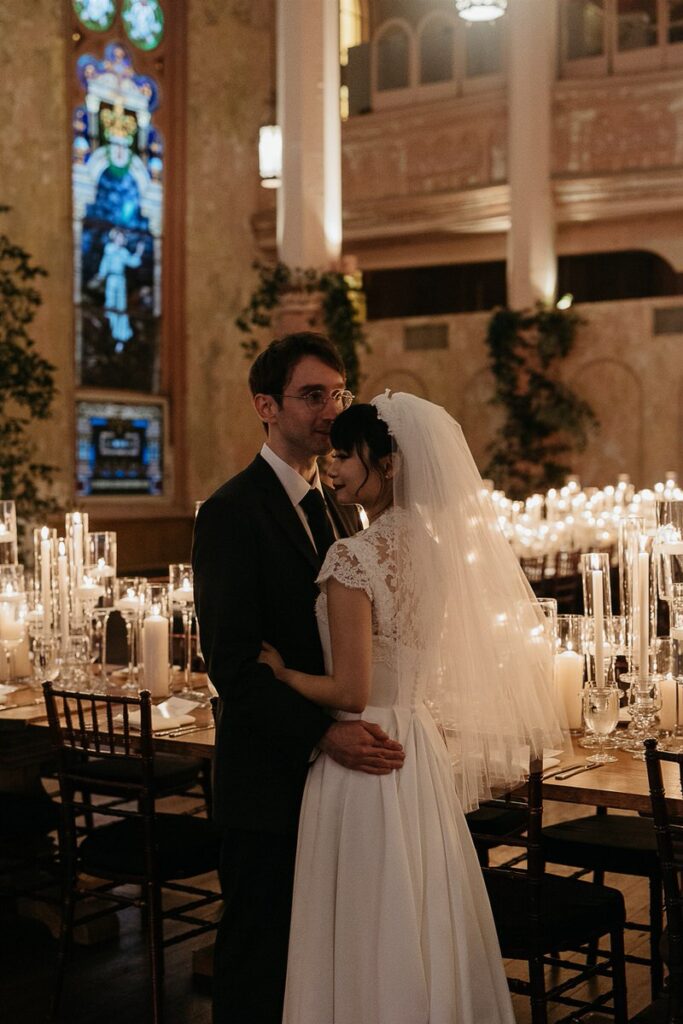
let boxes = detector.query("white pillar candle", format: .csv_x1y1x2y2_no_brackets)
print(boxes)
592,569,605,688
142,612,169,698
172,578,194,605
71,513,83,626
555,650,584,731
0,636,31,681
40,527,52,638
659,676,677,732
639,551,650,682
58,541,70,654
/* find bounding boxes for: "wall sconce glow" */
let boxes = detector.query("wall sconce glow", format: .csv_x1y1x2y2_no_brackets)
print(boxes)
259,125,282,189
556,293,574,310
455,0,507,21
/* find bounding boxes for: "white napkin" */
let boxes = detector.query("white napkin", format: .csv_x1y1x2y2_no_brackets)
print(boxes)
0,684,18,699
117,699,196,733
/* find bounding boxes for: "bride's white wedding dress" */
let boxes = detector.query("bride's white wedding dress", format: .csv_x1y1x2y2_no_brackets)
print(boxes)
282,508,516,1024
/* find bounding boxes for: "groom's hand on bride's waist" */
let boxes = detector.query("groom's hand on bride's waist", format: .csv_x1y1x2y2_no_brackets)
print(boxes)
319,721,405,774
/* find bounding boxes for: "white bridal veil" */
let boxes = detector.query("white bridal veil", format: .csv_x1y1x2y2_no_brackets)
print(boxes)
372,391,564,812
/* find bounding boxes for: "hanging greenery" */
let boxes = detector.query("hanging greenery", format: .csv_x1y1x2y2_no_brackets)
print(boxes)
484,304,597,498
0,207,58,535
235,260,368,394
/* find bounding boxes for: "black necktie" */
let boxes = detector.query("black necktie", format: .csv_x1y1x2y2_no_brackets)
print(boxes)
300,489,335,561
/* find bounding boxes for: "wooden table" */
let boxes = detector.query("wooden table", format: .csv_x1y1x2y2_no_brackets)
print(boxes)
4,683,683,815
544,740,683,816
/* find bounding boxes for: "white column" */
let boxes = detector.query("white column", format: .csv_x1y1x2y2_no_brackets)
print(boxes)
277,0,342,268
506,0,557,308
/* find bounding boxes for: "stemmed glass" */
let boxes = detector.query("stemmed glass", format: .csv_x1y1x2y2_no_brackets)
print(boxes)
169,564,208,704
625,676,662,759
114,577,147,691
582,686,620,764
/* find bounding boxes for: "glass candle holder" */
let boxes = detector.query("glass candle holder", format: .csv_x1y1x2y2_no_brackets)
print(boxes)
168,563,208,705
33,527,57,641
555,614,584,733
114,576,147,691
0,501,18,565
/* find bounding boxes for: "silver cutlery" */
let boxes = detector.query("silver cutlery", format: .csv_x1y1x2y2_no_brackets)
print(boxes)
154,723,215,739
553,762,607,781
542,762,582,780
0,703,19,712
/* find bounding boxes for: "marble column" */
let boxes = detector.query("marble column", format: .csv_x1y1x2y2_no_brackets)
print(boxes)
506,0,557,308
276,0,342,269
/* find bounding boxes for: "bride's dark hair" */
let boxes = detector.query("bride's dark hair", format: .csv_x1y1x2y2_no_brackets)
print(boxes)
330,404,395,496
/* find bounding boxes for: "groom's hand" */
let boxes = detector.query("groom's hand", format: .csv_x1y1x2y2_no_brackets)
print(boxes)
319,721,405,774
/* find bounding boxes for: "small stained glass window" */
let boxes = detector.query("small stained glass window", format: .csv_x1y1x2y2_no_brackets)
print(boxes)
122,0,164,51
73,0,116,32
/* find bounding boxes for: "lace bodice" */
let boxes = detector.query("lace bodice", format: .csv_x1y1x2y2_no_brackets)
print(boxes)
316,508,434,708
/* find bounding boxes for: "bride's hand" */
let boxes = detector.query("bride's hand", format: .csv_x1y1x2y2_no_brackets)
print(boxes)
258,641,286,679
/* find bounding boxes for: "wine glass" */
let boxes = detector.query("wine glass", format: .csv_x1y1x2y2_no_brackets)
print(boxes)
582,686,619,764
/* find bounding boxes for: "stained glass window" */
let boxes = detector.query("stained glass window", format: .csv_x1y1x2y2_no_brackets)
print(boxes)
76,398,164,497
122,0,164,51
72,42,163,392
73,0,116,32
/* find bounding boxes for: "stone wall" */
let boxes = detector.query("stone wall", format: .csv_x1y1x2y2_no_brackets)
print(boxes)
359,296,683,491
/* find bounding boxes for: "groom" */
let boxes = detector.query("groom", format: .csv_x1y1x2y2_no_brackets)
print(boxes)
193,332,405,1024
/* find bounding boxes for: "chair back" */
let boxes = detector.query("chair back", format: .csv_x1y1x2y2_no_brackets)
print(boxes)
42,682,157,852
469,756,545,949
644,738,683,1023
520,555,547,584
554,550,581,578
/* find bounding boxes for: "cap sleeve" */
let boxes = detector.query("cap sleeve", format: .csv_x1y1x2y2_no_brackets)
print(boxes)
317,539,373,601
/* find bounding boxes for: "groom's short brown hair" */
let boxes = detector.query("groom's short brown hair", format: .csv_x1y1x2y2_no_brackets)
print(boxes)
248,333,345,405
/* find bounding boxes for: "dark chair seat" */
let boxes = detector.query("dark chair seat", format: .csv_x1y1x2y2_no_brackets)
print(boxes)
466,800,528,838
542,813,659,875
0,791,61,841
72,752,206,795
484,868,625,958
79,812,221,880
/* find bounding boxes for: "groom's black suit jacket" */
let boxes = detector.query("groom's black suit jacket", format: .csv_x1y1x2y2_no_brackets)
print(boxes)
192,454,360,835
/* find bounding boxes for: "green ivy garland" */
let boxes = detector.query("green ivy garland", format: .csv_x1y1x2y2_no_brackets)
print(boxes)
0,207,58,538
484,305,597,498
235,261,368,394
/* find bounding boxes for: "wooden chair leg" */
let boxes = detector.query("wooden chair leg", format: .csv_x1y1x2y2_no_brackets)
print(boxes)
50,876,77,1019
146,880,165,1024
649,870,664,999
528,954,548,1024
610,925,629,1024
586,866,606,969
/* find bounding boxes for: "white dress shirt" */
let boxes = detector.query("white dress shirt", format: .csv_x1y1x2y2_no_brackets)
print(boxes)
260,443,338,552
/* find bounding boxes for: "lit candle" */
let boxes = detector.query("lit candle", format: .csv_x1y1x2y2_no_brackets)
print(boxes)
40,527,52,639
93,558,115,579
142,607,169,697
592,569,605,688
74,577,105,603
639,551,650,682
171,577,194,605
71,513,83,626
554,650,584,730
0,522,16,544
58,540,70,654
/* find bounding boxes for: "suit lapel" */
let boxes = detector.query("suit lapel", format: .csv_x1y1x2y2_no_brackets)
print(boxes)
251,455,321,573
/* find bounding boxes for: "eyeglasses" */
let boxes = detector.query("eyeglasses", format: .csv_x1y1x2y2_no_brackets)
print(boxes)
276,388,354,411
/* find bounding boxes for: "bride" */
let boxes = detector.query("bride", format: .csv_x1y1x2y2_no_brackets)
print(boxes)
258,392,563,1024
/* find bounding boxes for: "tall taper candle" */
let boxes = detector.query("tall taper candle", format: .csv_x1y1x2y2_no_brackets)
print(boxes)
639,551,650,682
592,569,605,688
